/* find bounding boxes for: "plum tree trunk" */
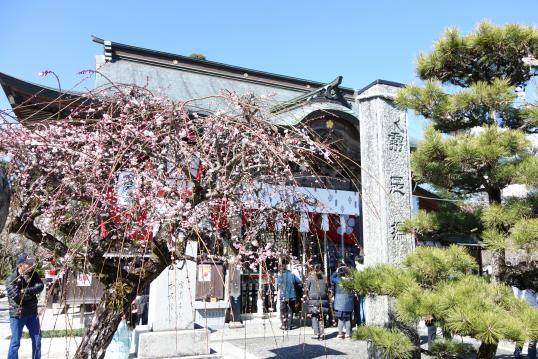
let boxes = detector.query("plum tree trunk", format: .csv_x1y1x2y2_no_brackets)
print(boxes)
390,307,421,359
8,222,174,359
72,244,171,359
8,200,194,359
477,342,498,359
486,187,507,284
73,285,134,359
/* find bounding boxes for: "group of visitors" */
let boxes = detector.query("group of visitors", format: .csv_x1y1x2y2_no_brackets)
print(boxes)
277,258,365,340
8,250,536,358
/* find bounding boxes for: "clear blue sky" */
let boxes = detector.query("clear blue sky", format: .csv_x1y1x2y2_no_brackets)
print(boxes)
1,0,536,139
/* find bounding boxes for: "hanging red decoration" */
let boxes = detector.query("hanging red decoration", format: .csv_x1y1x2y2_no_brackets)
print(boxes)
310,213,357,245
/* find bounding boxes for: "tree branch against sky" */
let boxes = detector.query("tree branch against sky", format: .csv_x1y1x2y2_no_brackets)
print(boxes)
335,22,538,359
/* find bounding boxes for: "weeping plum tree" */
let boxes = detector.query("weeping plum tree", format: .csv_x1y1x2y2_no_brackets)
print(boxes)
0,80,339,359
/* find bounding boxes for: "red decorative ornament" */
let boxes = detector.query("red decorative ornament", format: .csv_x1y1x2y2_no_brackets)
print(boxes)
211,199,229,231
101,187,152,241
310,213,357,245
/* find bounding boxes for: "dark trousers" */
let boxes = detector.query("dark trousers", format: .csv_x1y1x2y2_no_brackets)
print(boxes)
230,296,242,322
515,341,537,359
337,318,352,337
139,309,148,325
311,313,324,336
280,299,295,329
353,295,365,326
9,315,41,359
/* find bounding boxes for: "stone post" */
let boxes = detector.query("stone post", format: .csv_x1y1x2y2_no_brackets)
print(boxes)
356,80,414,326
137,241,211,358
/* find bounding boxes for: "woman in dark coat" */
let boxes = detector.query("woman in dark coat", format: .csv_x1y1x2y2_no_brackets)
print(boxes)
305,264,329,340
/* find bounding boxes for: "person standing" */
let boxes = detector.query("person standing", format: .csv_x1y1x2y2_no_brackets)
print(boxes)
6,254,44,359
140,288,150,326
512,283,537,359
331,266,354,339
277,259,301,330
354,255,366,326
305,264,329,340
226,262,243,325
133,292,149,326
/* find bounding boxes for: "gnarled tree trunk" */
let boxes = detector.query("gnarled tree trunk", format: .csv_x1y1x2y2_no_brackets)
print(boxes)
390,306,421,359
9,210,174,359
0,169,10,233
490,249,506,284
72,242,171,359
487,187,506,284
73,286,133,359
477,342,498,359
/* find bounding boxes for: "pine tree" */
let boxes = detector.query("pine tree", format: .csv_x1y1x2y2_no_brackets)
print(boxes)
395,22,538,284
348,22,538,359
343,246,538,359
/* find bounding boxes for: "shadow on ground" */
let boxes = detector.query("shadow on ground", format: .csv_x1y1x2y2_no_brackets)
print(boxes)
268,343,346,359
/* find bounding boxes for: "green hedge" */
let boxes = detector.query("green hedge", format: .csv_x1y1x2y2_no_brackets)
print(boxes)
9,328,86,339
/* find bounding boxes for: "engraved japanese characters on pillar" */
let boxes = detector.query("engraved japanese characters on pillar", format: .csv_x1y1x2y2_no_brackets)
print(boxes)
389,176,405,196
384,98,413,264
387,132,404,152
357,81,414,327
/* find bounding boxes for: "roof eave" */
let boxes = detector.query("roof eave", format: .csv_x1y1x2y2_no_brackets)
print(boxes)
92,36,357,96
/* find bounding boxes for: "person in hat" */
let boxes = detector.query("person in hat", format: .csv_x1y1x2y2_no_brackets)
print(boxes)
6,253,44,359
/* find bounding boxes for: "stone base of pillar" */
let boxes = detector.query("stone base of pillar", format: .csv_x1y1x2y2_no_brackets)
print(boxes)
254,299,266,318
365,295,390,326
137,329,210,358
367,342,385,359
131,325,151,357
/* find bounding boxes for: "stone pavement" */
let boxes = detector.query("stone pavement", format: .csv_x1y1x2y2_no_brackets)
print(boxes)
0,296,523,359
221,330,369,359
212,316,519,359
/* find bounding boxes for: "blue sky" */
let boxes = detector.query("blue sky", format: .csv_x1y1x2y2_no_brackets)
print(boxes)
1,0,536,139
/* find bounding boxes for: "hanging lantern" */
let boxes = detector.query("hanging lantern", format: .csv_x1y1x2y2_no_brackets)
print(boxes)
321,213,329,232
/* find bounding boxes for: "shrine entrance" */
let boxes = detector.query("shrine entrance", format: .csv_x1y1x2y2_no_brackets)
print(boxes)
234,107,364,318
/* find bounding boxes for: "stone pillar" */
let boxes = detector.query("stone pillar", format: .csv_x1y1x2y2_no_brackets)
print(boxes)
147,241,198,331
356,81,414,326
138,241,210,358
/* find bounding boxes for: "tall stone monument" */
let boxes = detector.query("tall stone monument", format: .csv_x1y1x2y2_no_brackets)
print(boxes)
137,241,210,358
356,80,414,326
